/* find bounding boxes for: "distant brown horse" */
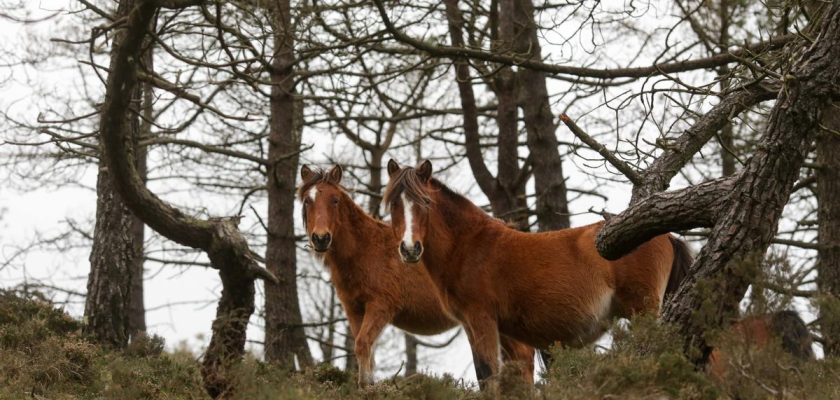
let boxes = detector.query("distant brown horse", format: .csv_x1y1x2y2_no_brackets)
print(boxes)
383,160,691,384
708,310,814,382
299,165,534,386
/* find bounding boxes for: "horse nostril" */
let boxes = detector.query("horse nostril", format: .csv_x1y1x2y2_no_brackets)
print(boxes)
400,242,408,254
413,241,422,253
312,233,331,247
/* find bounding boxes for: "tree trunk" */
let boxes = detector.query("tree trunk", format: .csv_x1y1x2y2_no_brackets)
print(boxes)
717,1,737,178
443,0,528,230
344,328,357,371
84,0,145,348
128,32,153,339
658,9,840,361
512,0,570,231
817,103,840,357
492,0,529,229
405,334,418,376
85,159,136,348
263,0,313,369
95,2,278,397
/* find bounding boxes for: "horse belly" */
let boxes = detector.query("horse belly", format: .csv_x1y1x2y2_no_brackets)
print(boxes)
500,287,614,349
391,307,457,336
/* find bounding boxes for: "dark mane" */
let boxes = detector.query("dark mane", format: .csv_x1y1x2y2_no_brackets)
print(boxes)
383,167,489,222
383,167,433,210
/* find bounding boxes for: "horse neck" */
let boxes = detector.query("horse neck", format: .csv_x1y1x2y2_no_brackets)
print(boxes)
423,187,499,275
326,197,387,273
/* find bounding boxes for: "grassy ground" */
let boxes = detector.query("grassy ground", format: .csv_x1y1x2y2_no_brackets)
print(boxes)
1,290,837,399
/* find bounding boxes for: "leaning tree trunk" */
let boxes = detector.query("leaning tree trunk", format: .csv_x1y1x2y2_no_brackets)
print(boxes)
657,10,840,361
96,2,278,397
817,104,840,357
263,0,313,369
594,4,840,363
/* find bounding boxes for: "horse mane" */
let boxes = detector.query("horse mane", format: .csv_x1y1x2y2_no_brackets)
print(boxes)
383,167,500,227
383,167,433,211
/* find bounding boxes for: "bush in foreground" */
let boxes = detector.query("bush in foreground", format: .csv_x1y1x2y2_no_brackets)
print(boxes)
2,291,838,399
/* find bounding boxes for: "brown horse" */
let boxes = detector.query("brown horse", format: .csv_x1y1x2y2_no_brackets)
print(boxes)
383,160,691,384
298,165,534,386
707,310,814,382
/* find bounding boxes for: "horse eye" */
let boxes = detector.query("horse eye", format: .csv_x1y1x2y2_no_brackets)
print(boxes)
331,197,339,205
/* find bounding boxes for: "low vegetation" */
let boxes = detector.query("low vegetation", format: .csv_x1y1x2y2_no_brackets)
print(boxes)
1,291,837,399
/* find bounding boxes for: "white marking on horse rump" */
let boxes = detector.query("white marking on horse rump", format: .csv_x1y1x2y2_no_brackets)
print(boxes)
401,194,414,246
591,287,614,321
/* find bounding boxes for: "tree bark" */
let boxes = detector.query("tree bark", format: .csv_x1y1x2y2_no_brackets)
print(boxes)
84,0,145,349
345,327,357,371
85,158,136,348
263,0,313,369
593,3,840,364
512,0,570,231
128,28,154,339
95,2,277,397
657,8,840,361
443,0,528,229
817,104,840,357
405,334,418,376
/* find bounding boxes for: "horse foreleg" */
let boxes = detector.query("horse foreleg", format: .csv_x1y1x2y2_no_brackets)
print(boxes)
463,313,501,390
500,336,534,384
354,306,391,387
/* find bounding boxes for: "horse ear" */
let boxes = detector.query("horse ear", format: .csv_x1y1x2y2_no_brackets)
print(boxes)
301,165,314,181
416,160,432,182
387,159,401,177
328,165,343,183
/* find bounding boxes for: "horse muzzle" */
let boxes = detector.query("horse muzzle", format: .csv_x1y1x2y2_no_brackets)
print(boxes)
399,241,423,264
311,233,331,253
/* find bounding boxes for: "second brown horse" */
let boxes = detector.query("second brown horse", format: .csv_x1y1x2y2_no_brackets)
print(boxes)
383,160,691,385
299,165,534,386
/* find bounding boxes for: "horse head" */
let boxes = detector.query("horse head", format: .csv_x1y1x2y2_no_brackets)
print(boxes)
299,164,346,253
383,159,433,264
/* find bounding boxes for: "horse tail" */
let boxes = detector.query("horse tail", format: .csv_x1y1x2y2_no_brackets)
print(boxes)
770,310,815,360
665,236,692,301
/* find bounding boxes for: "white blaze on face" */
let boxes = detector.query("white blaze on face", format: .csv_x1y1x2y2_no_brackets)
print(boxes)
401,194,414,248
307,187,317,202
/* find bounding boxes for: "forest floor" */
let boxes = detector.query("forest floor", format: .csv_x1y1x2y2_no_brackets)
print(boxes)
1,290,838,400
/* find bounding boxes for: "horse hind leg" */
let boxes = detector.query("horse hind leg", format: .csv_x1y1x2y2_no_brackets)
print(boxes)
500,336,534,384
